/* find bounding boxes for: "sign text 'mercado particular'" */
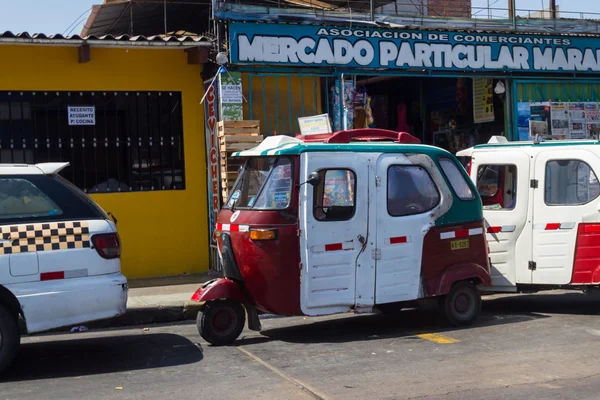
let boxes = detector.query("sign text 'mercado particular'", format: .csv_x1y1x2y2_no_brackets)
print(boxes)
230,23,600,73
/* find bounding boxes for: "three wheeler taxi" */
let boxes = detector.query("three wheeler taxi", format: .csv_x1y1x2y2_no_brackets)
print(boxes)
191,129,491,345
458,136,600,294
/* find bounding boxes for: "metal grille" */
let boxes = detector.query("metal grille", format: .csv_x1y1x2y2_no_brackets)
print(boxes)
243,73,333,136
0,91,185,193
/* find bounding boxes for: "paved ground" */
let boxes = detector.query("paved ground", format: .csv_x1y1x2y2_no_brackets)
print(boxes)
3,291,600,399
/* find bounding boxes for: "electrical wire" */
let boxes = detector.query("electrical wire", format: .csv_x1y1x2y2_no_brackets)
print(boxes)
62,7,93,36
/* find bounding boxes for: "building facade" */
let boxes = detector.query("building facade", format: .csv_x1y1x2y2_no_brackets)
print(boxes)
0,34,213,279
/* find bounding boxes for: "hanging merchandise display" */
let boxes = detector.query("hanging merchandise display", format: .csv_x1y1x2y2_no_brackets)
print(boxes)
456,78,468,112
332,79,355,131
365,96,374,128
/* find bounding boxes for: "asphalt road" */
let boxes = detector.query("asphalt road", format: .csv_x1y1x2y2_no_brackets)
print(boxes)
3,291,600,400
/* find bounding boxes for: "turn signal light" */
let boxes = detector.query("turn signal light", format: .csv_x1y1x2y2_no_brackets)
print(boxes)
250,229,278,241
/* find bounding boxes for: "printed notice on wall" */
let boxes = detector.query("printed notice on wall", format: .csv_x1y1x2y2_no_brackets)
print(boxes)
218,71,243,121
68,106,95,126
220,84,243,104
550,102,569,138
473,78,494,123
298,114,332,136
569,102,586,139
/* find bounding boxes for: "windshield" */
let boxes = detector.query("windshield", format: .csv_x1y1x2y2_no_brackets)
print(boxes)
225,157,293,210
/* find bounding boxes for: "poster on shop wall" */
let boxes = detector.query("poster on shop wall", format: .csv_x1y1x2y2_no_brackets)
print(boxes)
516,102,531,141
472,78,495,123
529,102,551,139
585,103,600,139
569,102,586,139
218,71,243,121
550,102,569,138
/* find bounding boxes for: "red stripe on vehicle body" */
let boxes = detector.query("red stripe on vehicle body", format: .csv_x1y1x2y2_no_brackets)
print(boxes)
325,243,343,252
455,230,470,238
41,271,65,281
390,236,407,244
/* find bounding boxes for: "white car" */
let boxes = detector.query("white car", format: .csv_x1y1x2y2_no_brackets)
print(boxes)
0,163,128,375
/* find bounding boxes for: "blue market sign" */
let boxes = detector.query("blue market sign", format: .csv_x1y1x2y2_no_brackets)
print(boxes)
229,22,600,73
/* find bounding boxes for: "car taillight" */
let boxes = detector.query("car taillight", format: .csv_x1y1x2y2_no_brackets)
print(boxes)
466,160,472,175
92,233,121,259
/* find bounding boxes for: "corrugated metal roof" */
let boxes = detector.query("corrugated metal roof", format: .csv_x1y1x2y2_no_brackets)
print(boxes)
0,30,211,43
0,30,214,48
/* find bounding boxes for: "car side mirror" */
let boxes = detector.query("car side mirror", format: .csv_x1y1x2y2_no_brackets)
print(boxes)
307,172,321,186
298,172,321,188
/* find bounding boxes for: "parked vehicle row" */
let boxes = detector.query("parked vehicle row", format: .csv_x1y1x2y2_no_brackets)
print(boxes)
4,130,600,375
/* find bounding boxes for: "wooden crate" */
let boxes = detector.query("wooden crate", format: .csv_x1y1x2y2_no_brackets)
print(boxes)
218,120,263,199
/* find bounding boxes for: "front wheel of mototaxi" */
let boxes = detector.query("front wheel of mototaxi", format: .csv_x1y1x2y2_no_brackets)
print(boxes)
197,300,246,346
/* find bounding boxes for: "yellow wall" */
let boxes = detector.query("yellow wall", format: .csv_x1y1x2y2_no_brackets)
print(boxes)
0,45,209,279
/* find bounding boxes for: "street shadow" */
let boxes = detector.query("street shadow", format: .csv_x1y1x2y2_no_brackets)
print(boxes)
237,305,548,346
2,333,203,382
483,291,600,316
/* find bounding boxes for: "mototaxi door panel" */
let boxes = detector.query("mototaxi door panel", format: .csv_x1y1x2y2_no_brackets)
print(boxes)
531,149,600,285
299,152,371,316
374,154,449,304
471,151,531,289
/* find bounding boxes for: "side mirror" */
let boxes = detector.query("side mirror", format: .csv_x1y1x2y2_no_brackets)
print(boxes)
307,172,321,187
298,171,321,188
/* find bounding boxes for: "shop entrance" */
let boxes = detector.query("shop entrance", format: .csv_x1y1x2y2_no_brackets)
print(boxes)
342,75,507,153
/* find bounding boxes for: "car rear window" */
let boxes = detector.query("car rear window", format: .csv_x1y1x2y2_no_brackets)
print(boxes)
0,175,107,225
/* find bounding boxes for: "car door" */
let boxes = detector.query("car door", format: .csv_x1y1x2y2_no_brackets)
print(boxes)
374,154,441,304
470,151,531,289
299,152,372,316
531,149,600,285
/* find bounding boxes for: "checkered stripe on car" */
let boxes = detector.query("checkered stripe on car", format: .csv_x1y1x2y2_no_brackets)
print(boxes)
0,221,91,255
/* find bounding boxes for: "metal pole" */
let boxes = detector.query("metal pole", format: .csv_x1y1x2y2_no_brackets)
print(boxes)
550,0,557,19
370,0,374,21
509,0,516,30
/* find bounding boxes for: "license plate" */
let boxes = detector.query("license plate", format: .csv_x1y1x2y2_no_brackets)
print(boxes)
451,239,469,250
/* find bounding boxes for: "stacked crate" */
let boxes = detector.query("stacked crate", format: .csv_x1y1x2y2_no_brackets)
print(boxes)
218,120,263,200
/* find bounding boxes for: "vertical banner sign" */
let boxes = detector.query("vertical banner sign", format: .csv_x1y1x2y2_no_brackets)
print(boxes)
204,80,221,243
473,78,494,123
218,71,243,121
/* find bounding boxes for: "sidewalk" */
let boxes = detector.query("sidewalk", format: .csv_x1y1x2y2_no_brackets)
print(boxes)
86,273,214,330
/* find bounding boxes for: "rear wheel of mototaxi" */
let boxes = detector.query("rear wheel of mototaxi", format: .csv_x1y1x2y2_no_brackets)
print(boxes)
442,281,482,327
0,303,20,376
197,300,246,345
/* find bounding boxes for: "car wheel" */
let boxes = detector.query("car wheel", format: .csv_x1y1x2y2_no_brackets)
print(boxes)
0,304,20,376
197,300,246,346
443,281,482,327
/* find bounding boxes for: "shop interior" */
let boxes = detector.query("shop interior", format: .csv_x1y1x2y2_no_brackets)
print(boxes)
331,76,507,153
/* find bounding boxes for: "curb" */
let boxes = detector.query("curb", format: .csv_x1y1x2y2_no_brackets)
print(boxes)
60,302,205,332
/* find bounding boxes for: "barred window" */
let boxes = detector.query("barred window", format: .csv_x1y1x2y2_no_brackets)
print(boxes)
0,91,185,193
